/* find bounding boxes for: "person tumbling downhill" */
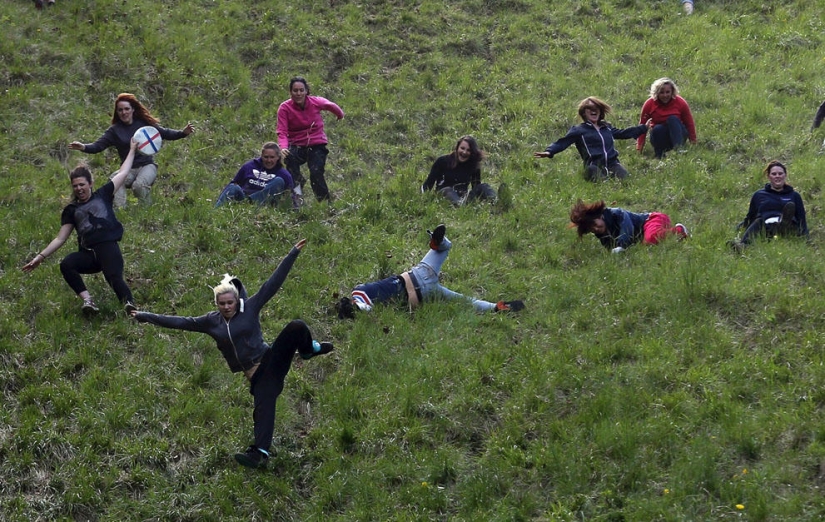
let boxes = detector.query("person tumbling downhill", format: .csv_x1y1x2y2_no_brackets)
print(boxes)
130,240,334,469
337,224,524,319
569,199,689,254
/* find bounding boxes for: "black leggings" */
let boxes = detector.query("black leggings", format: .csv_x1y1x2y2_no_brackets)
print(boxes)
59,241,133,303
248,319,315,451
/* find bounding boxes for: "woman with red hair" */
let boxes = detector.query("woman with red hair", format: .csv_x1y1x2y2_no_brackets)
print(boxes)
570,199,689,253
70,93,195,207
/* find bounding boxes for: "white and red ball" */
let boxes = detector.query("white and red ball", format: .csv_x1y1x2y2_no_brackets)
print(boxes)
133,126,162,155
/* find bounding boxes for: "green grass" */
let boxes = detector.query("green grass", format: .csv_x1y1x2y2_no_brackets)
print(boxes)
3,0,825,519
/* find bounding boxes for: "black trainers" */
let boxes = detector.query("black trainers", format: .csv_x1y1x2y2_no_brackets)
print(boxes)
337,296,355,319
234,446,269,469
495,300,525,312
82,298,99,315
301,341,334,360
428,224,446,250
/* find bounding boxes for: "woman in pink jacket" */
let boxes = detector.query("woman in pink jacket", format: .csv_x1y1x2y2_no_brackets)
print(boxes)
276,77,344,203
636,78,696,159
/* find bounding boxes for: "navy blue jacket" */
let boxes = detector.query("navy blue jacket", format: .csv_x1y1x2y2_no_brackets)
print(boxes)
545,121,648,166
134,247,301,374
595,207,650,249
739,183,808,237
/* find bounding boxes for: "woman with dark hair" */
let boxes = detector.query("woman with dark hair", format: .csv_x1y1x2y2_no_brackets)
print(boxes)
22,140,139,314
276,77,344,203
215,142,296,208
69,93,195,207
637,78,697,159
730,161,808,252
569,199,688,253
421,135,498,206
129,240,334,469
534,97,651,181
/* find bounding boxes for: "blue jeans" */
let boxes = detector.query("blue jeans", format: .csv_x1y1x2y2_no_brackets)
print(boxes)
285,144,330,201
215,177,286,207
353,236,497,312
650,115,688,158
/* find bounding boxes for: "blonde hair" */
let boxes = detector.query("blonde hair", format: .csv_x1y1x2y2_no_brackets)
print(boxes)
649,78,679,99
213,274,239,304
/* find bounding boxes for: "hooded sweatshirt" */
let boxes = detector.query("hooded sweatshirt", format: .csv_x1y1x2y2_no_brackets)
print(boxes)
134,247,301,373
739,183,808,236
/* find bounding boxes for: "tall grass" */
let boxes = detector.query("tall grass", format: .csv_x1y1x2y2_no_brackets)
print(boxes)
3,0,825,519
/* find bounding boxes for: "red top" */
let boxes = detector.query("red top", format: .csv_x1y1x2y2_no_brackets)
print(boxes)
636,95,696,150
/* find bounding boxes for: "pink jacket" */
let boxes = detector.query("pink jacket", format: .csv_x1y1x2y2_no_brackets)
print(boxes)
636,95,696,151
277,95,344,149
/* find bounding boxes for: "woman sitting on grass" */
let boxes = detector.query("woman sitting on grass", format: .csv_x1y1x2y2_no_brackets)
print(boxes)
534,97,651,181
337,223,524,318
129,240,334,469
22,139,139,315
636,77,697,159
69,93,195,208
421,135,498,206
215,142,296,208
569,199,689,253
729,160,808,252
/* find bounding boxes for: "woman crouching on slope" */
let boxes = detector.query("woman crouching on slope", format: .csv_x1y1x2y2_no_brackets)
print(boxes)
130,240,334,469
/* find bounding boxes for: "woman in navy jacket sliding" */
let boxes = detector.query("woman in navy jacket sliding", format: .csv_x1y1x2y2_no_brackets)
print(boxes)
534,97,651,181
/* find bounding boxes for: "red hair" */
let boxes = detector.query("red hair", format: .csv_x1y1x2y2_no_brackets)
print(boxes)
111,93,159,126
569,199,607,237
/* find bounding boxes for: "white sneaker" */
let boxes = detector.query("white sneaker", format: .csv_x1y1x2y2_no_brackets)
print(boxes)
683,2,694,14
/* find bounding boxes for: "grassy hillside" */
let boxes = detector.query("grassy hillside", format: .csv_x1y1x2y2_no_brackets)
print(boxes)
3,0,825,519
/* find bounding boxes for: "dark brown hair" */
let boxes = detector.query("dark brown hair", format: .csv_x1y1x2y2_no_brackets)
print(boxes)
570,199,607,237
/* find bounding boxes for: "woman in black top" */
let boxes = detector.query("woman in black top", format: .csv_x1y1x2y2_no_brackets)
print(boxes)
23,140,139,314
422,135,497,206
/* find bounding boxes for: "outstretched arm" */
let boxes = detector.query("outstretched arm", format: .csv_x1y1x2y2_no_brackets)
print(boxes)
247,239,306,309
111,139,138,193
22,223,73,272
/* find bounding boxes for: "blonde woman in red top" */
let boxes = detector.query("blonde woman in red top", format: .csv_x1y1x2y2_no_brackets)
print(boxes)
636,78,696,159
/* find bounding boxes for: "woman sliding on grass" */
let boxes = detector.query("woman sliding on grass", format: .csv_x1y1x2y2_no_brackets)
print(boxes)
69,93,195,208
129,239,334,469
336,224,524,318
534,97,651,182
421,135,500,206
636,77,697,159
22,139,139,315
569,199,689,253
728,160,808,253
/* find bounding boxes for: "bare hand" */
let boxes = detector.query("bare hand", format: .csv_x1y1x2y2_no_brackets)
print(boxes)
533,151,550,158
69,141,85,151
129,309,139,318
22,256,43,273
280,148,289,159
645,118,653,129
183,122,195,135
130,137,139,150
295,239,307,250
